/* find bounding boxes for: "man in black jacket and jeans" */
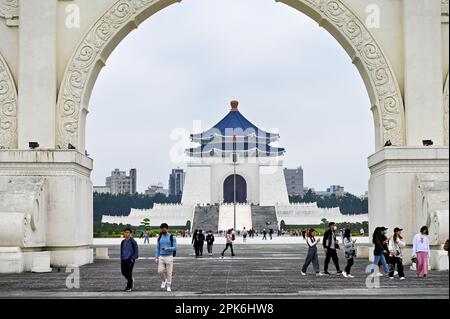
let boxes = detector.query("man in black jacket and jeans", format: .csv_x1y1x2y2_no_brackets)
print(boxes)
120,228,139,292
322,222,342,275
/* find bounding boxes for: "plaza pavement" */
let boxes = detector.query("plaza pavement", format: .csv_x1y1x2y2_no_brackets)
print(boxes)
0,239,447,299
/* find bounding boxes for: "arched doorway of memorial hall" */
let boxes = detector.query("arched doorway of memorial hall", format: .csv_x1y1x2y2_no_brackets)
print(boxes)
223,175,247,204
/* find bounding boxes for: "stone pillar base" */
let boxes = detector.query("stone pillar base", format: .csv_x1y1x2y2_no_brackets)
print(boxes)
49,246,94,268
0,247,24,273
95,247,110,260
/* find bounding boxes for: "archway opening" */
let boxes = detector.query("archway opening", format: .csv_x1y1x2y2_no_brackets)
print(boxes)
223,175,247,204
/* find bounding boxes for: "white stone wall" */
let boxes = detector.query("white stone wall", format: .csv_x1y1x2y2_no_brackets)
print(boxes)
259,164,290,206
276,202,368,226
102,204,195,227
181,165,211,205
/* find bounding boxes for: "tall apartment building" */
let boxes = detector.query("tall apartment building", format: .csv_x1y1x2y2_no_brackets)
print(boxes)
169,168,185,196
283,166,304,196
105,168,137,195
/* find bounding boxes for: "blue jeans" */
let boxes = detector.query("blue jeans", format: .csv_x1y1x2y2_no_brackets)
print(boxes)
371,254,389,273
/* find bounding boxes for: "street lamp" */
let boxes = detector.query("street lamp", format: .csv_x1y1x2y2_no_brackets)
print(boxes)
233,132,237,232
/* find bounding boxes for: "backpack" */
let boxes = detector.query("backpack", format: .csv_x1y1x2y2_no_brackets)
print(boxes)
158,234,176,257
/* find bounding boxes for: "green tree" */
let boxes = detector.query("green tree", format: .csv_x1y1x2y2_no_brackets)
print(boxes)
140,218,150,231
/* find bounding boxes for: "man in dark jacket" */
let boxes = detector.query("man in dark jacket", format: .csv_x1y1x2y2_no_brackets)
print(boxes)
120,228,139,292
193,229,205,257
206,230,215,256
322,222,342,275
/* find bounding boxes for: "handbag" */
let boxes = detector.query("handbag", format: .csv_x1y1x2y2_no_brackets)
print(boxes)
345,250,356,259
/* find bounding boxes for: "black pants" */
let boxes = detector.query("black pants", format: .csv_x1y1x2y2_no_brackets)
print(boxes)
222,243,234,256
344,257,354,274
324,249,341,272
121,260,134,289
194,244,203,256
389,256,405,278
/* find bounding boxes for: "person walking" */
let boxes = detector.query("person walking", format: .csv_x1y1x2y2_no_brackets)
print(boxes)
412,226,431,278
388,227,406,280
301,229,323,276
120,228,139,292
342,229,356,278
269,228,274,240
143,231,150,245
206,230,215,256
221,229,235,257
155,223,177,292
262,229,267,240
371,227,390,276
322,222,342,275
192,229,205,257
302,230,306,240
360,228,365,237
191,229,198,256
242,227,248,242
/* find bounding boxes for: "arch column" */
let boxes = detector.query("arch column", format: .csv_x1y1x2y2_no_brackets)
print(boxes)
17,0,57,149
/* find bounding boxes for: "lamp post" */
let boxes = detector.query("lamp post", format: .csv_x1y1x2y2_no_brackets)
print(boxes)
233,132,237,232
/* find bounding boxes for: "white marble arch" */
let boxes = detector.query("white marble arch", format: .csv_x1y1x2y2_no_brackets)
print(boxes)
55,0,405,152
0,51,17,149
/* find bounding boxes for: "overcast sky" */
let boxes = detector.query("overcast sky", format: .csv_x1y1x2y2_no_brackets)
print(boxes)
87,0,374,195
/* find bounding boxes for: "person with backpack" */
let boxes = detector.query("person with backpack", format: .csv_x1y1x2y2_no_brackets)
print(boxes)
342,229,356,278
322,222,342,275
120,228,139,292
155,223,177,292
388,227,406,280
206,230,215,256
221,229,235,257
412,226,431,278
301,229,323,276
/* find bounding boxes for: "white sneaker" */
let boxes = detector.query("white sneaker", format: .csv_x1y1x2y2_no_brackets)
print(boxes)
347,274,355,278
394,271,398,276
376,272,383,277
300,271,306,276
342,271,348,278
389,277,394,280
400,277,406,280
167,286,172,292
316,272,324,277
161,281,167,289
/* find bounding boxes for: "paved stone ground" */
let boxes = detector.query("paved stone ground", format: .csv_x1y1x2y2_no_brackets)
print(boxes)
0,244,448,298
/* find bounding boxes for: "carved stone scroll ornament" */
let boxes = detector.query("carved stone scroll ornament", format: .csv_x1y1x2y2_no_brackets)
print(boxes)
0,0,19,25
0,54,17,149
57,0,405,149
